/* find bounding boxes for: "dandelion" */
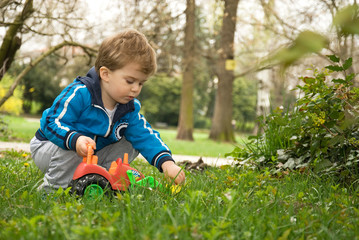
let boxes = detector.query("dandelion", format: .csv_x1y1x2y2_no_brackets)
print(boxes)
24,162,29,167
22,153,28,158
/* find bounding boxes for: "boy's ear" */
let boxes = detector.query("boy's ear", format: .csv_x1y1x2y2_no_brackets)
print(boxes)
99,67,110,82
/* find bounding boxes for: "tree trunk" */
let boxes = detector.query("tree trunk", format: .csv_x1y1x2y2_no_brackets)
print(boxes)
176,0,196,141
209,0,239,142
0,0,33,80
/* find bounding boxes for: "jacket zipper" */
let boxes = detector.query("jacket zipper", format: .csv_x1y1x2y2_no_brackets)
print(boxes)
93,104,112,137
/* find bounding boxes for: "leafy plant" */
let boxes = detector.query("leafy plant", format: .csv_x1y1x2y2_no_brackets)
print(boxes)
292,56,359,172
228,55,359,180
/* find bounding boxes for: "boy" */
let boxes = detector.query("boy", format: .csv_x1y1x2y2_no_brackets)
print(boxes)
30,29,185,192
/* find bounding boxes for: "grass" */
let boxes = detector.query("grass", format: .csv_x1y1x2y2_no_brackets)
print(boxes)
0,115,40,142
157,129,242,157
0,114,245,157
0,150,358,239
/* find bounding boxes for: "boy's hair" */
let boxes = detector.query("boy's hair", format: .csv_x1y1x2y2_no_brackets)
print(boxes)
95,29,157,76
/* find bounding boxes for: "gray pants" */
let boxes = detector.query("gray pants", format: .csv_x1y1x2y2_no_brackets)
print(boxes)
30,137,138,191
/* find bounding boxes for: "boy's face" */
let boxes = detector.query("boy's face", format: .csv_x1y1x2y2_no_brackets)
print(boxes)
100,62,148,108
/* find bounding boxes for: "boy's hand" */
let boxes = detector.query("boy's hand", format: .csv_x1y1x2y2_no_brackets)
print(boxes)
76,136,96,157
161,161,185,185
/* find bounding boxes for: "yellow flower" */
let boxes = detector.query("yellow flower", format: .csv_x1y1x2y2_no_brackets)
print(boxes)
22,153,28,158
24,162,29,167
170,185,182,194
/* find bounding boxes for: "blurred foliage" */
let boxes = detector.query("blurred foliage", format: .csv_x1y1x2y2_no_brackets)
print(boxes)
7,55,64,114
333,4,359,36
227,55,359,182
138,73,257,129
269,30,328,69
138,73,181,126
0,115,9,139
22,55,64,114
0,75,23,115
267,4,359,70
232,77,257,131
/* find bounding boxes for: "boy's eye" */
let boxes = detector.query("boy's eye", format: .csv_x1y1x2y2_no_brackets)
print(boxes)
126,80,134,84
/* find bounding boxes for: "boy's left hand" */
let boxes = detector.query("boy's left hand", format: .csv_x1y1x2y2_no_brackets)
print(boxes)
161,161,185,185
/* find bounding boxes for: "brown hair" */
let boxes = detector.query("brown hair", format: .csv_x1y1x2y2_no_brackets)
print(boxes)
95,29,157,76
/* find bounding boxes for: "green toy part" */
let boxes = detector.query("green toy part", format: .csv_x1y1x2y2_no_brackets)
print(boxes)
126,170,163,190
84,184,104,200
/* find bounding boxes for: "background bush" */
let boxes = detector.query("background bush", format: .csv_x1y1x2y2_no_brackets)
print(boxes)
227,55,359,181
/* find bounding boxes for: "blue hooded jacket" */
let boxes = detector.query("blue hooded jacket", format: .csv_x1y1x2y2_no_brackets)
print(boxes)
35,67,174,171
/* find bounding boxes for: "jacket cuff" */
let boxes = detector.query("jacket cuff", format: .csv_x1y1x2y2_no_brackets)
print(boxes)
157,155,175,172
65,131,82,151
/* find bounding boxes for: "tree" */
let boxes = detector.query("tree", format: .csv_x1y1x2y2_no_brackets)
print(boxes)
209,0,240,142
0,0,34,80
177,0,196,140
0,0,96,108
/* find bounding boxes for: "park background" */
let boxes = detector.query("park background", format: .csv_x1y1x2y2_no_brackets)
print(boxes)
1,0,359,239
2,0,358,142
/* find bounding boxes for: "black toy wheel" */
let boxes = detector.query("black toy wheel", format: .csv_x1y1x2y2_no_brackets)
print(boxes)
70,174,111,200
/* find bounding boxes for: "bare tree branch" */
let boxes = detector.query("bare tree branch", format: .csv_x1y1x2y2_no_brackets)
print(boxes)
0,41,97,107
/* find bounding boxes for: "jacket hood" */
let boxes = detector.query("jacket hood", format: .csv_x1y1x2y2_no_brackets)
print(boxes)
77,67,135,120
77,67,103,106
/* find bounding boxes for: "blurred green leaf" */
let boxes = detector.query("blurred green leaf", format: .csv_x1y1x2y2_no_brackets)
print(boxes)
343,57,353,70
332,78,346,84
294,31,328,53
269,31,328,68
327,55,340,63
346,73,355,82
333,4,359,35
325,65,344,72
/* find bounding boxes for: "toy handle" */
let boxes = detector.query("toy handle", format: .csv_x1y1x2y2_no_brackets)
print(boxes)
123,153,129,164
83,144,95,163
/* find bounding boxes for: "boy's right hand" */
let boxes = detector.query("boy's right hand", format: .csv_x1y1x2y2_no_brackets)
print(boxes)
76,136,96,157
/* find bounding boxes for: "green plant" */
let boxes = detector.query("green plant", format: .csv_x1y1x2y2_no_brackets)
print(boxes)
228,55,359,180
292,56,359,174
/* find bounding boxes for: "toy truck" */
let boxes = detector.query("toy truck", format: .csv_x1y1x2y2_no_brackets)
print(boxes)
70,144,162,199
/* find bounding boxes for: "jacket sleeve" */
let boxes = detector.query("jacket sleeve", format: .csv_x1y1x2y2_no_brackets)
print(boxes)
124,99,174,172
39,82,87,150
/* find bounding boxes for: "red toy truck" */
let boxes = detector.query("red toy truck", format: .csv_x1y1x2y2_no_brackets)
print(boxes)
70,145,162,199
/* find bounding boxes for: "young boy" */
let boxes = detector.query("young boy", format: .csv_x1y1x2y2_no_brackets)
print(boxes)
30,29,185,192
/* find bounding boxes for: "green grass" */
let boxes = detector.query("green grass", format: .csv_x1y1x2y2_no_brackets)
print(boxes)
0,150,358,239
0,114,245,157
0,115,39,142
155,128,243,157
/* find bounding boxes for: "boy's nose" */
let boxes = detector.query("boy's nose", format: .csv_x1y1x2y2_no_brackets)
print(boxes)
131,83,140,92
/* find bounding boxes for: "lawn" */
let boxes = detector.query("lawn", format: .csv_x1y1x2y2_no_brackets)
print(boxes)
0,115,40,142
0,150,358,239
0,114,245,157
